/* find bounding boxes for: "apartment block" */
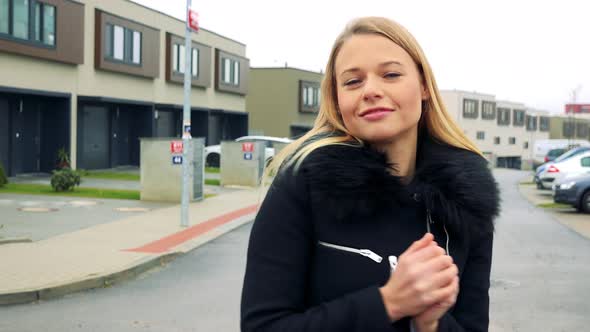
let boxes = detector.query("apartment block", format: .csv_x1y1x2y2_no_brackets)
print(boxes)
0,0,249,175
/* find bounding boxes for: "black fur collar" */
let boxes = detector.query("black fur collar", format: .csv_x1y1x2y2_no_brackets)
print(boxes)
300,135,500,235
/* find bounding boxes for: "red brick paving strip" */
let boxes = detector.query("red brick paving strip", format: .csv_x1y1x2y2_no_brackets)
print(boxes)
125,204,259,254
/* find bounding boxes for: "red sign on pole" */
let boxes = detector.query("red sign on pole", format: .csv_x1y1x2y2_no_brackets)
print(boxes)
171,141,183,154
242,142,254,152
188,9,199,32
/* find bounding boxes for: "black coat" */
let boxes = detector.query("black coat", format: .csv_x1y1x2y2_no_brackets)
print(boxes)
241,135,500,332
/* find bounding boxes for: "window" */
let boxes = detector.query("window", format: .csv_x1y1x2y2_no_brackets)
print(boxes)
509,137,516,145
300,81,320,112
463,99,478,119
192,48,199,77
476,131,485,140
494,137,500,145
539,116,550,131
221,57,240,86
526,115,537,131
13,0,28,39
0,0,8,34
513,109,525,126
563,122,575,138
497,108,511,126
0,0,55,46
576,123,589,138
482,101,496,120
105,23,142,65
524,141,529,149
582,157,590,168
173,44,199,77
302,86,320,107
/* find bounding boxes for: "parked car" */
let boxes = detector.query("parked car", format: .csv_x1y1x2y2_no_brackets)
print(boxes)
534,146,590,189
204,136,293,168
538,151,590,190
532,139,590,167
553,173,590,213
544,148,566,163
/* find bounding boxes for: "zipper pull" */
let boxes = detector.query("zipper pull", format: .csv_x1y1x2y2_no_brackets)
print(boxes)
359,249,383,263
388,255,398,272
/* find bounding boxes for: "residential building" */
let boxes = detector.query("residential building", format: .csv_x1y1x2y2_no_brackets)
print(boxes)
246,67,321,138
440,90,551,169
0,0,249,175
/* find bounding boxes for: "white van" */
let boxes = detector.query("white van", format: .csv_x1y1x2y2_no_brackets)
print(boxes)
533,139,590,166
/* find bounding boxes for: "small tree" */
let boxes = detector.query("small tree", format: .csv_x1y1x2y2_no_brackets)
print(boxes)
56,147,70,169
0,162,7,188
51,168,81,192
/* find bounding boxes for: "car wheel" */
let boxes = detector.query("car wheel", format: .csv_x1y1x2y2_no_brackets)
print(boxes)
581,190,590,214
206,153,220,168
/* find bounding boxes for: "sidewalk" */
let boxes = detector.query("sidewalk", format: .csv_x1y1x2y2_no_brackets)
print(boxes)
0,187,266,305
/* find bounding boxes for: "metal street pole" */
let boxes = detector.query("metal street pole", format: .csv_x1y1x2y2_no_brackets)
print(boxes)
181,0,193,227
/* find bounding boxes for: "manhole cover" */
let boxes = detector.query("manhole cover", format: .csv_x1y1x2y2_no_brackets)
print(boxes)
18,207,58,213
115,207,151,212
69,200,99,207
490,279,520,289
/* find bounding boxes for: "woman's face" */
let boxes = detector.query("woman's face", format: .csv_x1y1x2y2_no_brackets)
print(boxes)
334,34,427,145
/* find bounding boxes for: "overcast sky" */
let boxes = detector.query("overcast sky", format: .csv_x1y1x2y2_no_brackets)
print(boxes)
132,0,589,114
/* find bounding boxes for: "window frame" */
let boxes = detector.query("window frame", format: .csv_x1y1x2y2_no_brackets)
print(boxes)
481,101,496,120
526,115,538,131
220,56,240,86
509,137,516,145
104,22,142,66
513,109,525,127
494,136,501,145
476,131,485,140
0,0,57,48
463,99,479,119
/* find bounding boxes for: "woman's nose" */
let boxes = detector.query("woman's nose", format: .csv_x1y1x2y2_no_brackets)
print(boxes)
362,75,383,102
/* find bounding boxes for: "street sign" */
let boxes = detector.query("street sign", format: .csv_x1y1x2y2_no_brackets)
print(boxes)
242,142,254,152
188,9,199,31
171,141,183,154
244,152,253,160
172,155,183,165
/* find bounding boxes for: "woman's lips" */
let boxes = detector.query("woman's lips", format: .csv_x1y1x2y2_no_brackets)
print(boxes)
361,109,394,121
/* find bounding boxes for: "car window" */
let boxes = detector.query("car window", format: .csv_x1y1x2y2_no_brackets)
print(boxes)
548,149,565,157
582,157,590,168
554,147,590,162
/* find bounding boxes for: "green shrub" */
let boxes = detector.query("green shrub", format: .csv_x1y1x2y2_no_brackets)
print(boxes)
51,168,81,192
0,162,7,188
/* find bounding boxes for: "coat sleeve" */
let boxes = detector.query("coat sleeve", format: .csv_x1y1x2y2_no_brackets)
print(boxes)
240,167,408,332
437,222,494,332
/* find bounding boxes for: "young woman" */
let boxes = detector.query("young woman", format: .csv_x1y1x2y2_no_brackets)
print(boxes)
241,16,500,332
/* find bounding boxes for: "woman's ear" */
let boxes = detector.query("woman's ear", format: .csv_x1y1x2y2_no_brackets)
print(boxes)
420,81,430,101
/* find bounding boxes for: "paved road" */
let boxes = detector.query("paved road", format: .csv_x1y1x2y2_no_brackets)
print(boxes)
1,169,589,332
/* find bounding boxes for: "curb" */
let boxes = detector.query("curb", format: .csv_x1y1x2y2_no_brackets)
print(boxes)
0,216,254,306
0,237,32,245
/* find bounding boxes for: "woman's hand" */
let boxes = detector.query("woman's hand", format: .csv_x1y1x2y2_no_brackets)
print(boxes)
412,274,459,331
379,233,458,322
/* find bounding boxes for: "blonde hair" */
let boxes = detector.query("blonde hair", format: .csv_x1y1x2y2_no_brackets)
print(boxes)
264,16,481,181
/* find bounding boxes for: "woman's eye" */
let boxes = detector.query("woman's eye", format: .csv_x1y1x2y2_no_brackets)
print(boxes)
384,72,401,79
343,79,361,86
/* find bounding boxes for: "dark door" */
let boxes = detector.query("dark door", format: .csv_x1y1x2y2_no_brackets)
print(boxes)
21,100,41,173
82,105,110,170
156,110,175,137
111,107,130,167
11,99,25,175
208,114,221,145
0,97,10,175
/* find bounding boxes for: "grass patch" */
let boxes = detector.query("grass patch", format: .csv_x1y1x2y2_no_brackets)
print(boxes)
83,172,140,181
205,167,220,174
537,202,572,209
205,179,220,186
0,183,140,200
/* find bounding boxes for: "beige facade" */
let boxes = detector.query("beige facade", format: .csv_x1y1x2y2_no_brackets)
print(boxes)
0,0,249,173
246,67,322,138
440,90,551,169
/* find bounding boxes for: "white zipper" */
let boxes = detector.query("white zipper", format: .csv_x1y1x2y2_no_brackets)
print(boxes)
426,209,451,256
318,241,383,263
